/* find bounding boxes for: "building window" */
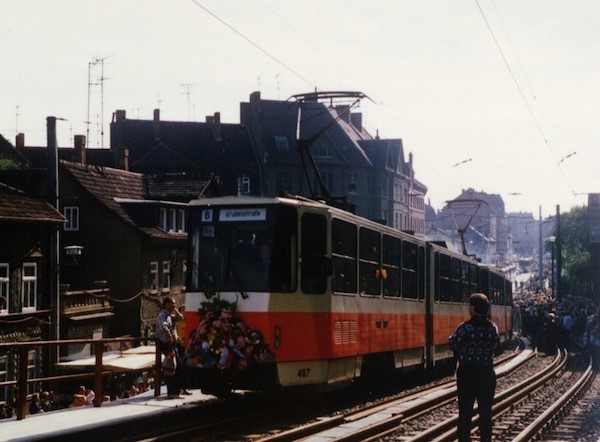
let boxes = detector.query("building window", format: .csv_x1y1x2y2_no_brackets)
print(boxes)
177,209,186,232
64,206,79,231
347,173,357,193
0,264,8,314
162,261,170,292
237,176,251,196
27,349,40,394
22,263,37,311
0,354,8,402
150,262,159,293
169,208,177,232
274,135,290,152
159,208,167,230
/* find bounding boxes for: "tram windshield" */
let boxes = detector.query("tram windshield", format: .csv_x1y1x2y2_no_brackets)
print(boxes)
188,205,297,293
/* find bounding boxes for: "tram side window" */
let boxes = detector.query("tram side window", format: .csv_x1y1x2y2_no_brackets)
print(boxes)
359,227,380,296
401,241,418,299
382,234,400,297
270,206,298,293
451,258,461,302
438,253,452,302
417,246,425,300
460,261,471,302
301,213,328,294
332,219,357,294
470,264,479,298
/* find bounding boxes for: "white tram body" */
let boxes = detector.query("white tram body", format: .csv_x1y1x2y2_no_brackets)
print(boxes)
184,196,513,391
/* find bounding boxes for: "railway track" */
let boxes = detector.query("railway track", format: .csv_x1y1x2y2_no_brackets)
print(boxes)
252,348,590,442
122,346,598,441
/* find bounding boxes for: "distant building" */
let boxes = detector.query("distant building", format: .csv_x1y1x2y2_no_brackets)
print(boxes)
109,109,259,198
240,92,427,233
438,188,507,265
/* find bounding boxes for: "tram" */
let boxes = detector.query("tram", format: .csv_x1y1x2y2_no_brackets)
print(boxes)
184,195,513,392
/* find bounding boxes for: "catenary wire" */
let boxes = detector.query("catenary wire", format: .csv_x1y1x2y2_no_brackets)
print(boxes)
190,0,317,90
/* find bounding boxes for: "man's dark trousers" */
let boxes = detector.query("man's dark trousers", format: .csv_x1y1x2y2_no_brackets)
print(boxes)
456,364,496,442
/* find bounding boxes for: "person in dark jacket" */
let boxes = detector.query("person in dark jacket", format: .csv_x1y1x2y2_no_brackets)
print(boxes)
449,293,499,442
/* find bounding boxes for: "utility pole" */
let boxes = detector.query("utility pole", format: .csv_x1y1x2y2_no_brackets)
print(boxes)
556,204,562,301
538,206,543,290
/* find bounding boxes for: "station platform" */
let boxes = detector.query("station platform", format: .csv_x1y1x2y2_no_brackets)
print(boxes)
1,387,216,442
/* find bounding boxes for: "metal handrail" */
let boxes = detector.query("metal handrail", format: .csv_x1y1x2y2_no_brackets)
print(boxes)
0,337,162,420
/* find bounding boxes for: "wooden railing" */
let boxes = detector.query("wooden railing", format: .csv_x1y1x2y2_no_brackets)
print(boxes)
0,337,162,420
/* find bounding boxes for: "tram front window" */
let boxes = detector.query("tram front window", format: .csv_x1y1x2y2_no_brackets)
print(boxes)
190,205,297,293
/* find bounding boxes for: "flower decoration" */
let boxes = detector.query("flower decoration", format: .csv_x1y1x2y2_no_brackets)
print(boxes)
189,296,272,370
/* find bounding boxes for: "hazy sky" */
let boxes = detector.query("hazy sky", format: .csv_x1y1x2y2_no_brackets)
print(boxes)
2,1,598,217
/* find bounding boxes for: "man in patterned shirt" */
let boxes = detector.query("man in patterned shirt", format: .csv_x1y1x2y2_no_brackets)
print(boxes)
449,292,499,442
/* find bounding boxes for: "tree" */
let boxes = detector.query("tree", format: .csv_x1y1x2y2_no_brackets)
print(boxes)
558,206,592,298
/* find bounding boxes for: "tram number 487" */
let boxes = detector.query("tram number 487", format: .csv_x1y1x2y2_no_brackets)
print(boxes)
297,368,311,378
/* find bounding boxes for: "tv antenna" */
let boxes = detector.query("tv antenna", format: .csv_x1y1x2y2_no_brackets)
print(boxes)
86,55,113,148
181,83,194,120
15,105,20,135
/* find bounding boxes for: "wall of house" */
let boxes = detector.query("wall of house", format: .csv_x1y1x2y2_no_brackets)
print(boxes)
60,172,143,337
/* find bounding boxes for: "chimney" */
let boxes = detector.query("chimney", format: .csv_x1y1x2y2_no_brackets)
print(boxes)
46,117,59,209
116,148,129,171
74,135,86,164
350,113,362,131
205,115,214,124
214,112,222,141
153,109,160,141
15,133,25,149
114,110,126,122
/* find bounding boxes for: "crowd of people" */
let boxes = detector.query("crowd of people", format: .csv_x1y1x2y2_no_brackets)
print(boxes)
514,287,600,360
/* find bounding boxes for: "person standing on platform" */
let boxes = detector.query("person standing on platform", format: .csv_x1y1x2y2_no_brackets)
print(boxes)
156,296,184,399
449,293,499,442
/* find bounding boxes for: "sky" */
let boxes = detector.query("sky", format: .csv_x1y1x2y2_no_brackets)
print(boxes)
2,1,599,218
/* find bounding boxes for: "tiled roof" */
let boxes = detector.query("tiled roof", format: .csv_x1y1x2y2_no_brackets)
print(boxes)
144,173,211,202
0,183,65,223
62,161,145,228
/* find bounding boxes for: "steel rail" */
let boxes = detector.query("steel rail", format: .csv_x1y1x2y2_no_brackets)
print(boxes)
512,355,594,441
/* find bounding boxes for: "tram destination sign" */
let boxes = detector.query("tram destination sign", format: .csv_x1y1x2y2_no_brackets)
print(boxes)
218,208,267,222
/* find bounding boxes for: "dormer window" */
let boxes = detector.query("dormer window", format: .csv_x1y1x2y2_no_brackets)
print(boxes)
177,209,185,232
169,208,177,232
159,208,167,230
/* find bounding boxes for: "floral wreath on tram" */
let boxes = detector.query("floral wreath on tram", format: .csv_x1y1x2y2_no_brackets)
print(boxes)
188,291,272,370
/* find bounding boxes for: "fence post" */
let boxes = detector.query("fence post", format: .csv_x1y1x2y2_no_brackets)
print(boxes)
154,340,162,397
16,346,29,420
94,342,103,407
